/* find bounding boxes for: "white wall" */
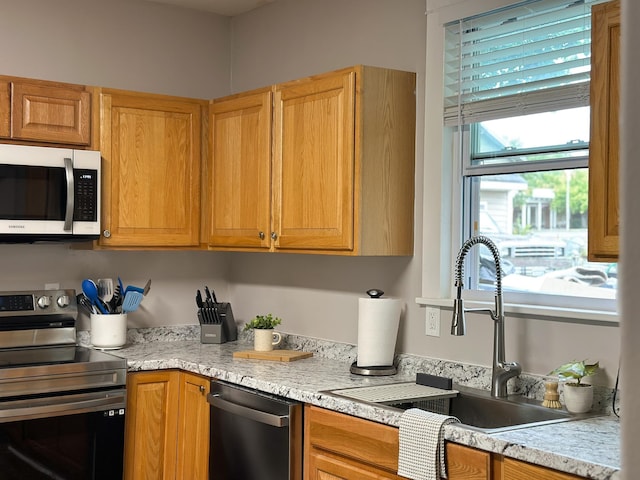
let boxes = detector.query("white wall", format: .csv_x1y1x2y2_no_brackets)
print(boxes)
0,0,231,98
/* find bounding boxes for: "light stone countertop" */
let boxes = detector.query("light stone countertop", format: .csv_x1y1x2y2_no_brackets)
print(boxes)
95,329,620,480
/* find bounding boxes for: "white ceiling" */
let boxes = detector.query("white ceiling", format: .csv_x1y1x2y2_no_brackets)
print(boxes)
141,0,278,16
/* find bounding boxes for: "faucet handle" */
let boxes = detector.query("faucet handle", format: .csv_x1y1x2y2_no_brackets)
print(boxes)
503,361,522,373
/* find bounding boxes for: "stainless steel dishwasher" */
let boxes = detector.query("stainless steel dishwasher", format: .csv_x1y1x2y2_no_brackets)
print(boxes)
207,380,303,480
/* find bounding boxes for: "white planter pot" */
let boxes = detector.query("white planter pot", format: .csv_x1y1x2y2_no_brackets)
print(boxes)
563,383,593,413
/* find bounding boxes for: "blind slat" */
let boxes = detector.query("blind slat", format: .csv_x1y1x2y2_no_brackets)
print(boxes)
444,0,601,125
444,81,590,126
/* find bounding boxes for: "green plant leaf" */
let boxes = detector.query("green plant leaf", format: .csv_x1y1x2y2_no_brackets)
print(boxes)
243,313,282,331
549,360,599,384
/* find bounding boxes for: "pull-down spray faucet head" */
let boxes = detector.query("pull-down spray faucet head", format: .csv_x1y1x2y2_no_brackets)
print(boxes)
451,285,466,336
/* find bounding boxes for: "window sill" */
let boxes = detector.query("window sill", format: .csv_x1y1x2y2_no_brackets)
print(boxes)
415,297,619,325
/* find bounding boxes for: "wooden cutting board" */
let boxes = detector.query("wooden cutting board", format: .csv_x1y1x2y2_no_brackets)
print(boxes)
233,350,313,362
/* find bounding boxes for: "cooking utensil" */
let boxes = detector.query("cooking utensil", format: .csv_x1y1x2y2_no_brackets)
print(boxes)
76,293,96,315
110,284,122,313
82,279,109,314
143,279,152,296
122,291,144,313
97,278,114,302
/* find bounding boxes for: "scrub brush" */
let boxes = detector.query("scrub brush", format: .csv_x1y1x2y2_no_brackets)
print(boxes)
542,381,562,409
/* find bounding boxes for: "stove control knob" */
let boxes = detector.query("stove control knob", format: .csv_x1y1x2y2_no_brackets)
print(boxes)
37,296,51,309
57,295,71,308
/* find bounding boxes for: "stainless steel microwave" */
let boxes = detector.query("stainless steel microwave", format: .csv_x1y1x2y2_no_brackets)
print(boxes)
0,144,101,242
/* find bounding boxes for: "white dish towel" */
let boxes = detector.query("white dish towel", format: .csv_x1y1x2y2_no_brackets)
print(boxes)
397,408,460,480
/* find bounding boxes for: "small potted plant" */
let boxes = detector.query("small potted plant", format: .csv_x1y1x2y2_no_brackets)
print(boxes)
244,314,283,352
549,360,599,413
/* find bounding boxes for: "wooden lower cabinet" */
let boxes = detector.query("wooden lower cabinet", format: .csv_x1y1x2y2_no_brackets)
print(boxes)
124,370,210,480
304,405,405,479
305,406,587,480
447,443,491,480
449,443,584,480
498,457,584,480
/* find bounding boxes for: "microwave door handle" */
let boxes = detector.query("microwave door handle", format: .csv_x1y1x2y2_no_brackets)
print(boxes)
63,157,74,232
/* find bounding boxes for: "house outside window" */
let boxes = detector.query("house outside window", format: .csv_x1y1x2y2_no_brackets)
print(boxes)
445,0,616,309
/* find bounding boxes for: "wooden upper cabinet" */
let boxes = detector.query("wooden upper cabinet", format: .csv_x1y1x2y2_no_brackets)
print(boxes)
99,89,203,248
273,69,356,252
208,88,273,249
0,76,91,145
0,80,10,138
588,0,620,261
207,65,416,256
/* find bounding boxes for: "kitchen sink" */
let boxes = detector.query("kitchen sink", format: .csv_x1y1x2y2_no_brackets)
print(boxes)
324,383,594,434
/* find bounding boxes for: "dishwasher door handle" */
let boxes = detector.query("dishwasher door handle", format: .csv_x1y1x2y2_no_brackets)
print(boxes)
208,393,289,427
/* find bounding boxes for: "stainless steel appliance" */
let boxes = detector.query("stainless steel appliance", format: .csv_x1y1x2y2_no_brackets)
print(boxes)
0,288,126,479
207,380,302,480
0,144,101,242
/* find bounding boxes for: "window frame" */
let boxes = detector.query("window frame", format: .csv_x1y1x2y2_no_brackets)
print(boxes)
417,0,618,322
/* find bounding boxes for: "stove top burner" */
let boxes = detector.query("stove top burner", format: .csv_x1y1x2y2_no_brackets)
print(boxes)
0,345,123,369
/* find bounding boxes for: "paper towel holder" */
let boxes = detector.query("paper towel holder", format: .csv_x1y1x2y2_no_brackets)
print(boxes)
350,289,398,376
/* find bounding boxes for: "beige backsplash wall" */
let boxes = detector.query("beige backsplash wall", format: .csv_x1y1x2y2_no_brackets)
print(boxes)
0,0,621,386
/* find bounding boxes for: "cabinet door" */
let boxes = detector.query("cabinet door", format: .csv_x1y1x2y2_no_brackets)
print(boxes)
208,89,272,249
446,443,490,480
500,457,583,480
0,80,9,138
588,0,620,261
11,81,91,145
273,70,356,251
307,451,404,480
175,372,210,480
304,406,401,478
100,91,202,247
125,370,181,480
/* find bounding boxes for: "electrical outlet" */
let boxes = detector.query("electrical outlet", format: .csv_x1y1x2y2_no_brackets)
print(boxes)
44,283,60,291
425,307,440,337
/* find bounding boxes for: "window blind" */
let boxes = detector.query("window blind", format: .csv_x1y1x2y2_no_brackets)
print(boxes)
443,0,603,127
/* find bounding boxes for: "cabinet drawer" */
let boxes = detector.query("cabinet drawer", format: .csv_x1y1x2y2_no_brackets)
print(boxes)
305,405,400,473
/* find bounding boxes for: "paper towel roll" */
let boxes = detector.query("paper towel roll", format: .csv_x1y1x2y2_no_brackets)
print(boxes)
357,297,402,367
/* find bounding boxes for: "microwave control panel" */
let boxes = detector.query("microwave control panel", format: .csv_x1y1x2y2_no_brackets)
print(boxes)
73,169,98,222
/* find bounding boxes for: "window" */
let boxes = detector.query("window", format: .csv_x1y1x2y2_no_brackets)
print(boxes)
446,0,616,309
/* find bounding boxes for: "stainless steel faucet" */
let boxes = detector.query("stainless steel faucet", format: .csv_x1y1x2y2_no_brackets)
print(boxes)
451,235,522,397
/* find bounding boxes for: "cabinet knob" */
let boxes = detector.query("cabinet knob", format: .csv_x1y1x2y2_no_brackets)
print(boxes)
259,231,265,240
270,232,277,240
103,230,111,238
199,385,205,394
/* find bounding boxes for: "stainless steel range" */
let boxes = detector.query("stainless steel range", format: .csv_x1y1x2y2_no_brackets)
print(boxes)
0,288,127,479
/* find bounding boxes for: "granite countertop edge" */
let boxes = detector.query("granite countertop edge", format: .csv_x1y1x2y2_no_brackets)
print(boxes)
85,328,620,480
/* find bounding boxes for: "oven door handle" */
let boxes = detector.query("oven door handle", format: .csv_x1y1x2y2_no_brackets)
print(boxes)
0,389,126,423
207,393,289,427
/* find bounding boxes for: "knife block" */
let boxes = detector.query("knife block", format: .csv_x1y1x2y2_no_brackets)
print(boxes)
198,302,237,344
